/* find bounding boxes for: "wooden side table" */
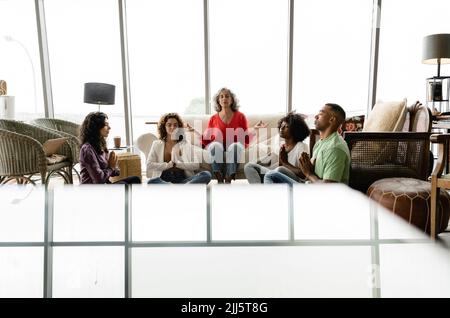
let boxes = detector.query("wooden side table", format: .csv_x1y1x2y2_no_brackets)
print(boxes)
109,152,142,183
432,119,450,174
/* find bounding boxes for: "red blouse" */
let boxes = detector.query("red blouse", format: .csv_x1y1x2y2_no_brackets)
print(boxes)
201,111,253,148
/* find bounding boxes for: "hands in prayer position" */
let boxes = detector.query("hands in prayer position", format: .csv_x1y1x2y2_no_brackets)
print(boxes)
253,120,268,130
279,145,288,166
108,151,118,169
298,152,314,179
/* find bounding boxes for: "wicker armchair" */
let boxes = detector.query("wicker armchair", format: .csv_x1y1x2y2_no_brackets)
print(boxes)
31,118,80,137
344,131,431,193
0,120,74,185
31,118,80,164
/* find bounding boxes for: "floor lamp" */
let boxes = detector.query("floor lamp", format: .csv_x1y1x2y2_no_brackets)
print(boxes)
2,35,37,114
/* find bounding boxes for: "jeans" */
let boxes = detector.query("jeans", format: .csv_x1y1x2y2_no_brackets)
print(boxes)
264,169,304,185
147,170,212,184
244,162,270,183
207,141,244,177
245,163,303,184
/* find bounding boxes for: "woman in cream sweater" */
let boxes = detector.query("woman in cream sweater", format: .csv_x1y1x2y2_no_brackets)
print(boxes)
146,113,212,184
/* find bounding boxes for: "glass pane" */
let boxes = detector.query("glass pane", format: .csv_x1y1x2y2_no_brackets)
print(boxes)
127,0,205,145
132,246,372,297
0,0,45,120
0,247,43,298
52,246,124,298
209,0,288,114
377,0,450,104
0,185,45,242
44,0,125,149
380,243,450,297
377,205,428,240
211,184,289,240
292,0,372,116
132,185,207,242
53,186,125,242
293,184,371,239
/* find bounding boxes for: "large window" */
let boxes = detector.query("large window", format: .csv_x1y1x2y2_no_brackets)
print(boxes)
0,0,44,120
44,0,125,147
292,0,372,116
127,0,205,141
209,0,289,115
377,0,450,105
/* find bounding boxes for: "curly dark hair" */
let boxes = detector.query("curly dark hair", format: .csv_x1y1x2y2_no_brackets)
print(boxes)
213,87,240,112
277,112,310,143
157,113,185,142
79,112,109,153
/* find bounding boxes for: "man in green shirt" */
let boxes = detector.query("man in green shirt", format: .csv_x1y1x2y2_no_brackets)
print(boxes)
264,103,350,184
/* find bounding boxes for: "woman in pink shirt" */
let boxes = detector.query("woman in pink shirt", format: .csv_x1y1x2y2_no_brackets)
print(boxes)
188,87,266,183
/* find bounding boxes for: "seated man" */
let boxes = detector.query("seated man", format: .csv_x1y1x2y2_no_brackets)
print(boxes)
264,103,350,185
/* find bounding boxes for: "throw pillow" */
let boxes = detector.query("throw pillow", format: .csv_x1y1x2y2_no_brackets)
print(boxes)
353,99,407,166
46,154,68,165
363,99,408,132
42,137,68,156
339,115,365,136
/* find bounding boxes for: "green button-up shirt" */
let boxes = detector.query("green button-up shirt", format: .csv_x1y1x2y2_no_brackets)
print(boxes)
312,132,351,184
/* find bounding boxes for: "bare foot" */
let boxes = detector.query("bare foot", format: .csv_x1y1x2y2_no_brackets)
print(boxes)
214,171,224,184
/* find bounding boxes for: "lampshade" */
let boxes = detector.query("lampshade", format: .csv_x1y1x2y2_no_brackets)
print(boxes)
422,34,450,65
83,82,115,105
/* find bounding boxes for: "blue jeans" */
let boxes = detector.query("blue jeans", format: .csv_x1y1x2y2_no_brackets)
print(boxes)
147,170,212,184
207,141,244,177
245,164,303,184
264,170,301,186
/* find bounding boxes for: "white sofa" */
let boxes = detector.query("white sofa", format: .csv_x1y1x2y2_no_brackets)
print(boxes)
136,113,315,179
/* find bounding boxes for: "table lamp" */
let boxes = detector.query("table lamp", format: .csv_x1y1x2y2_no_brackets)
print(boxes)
422,34,450,113
83,82,115,111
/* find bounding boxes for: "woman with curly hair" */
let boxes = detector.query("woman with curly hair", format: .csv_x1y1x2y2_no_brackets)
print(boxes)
187,87,266,183
146,113,212,184
79,112,141,184
244,112,310,183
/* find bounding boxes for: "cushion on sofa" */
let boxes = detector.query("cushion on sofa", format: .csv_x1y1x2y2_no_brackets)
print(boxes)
43,137,68,156
338,115,365,136
363,99,408,132
353,99,408,166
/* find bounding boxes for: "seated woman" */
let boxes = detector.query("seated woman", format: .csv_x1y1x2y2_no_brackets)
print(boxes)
244,112,310,183
187,87,266,183
146,113,212,184
79,112,141,184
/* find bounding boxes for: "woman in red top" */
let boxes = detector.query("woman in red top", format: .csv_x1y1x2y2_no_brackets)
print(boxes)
188,87,266,183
